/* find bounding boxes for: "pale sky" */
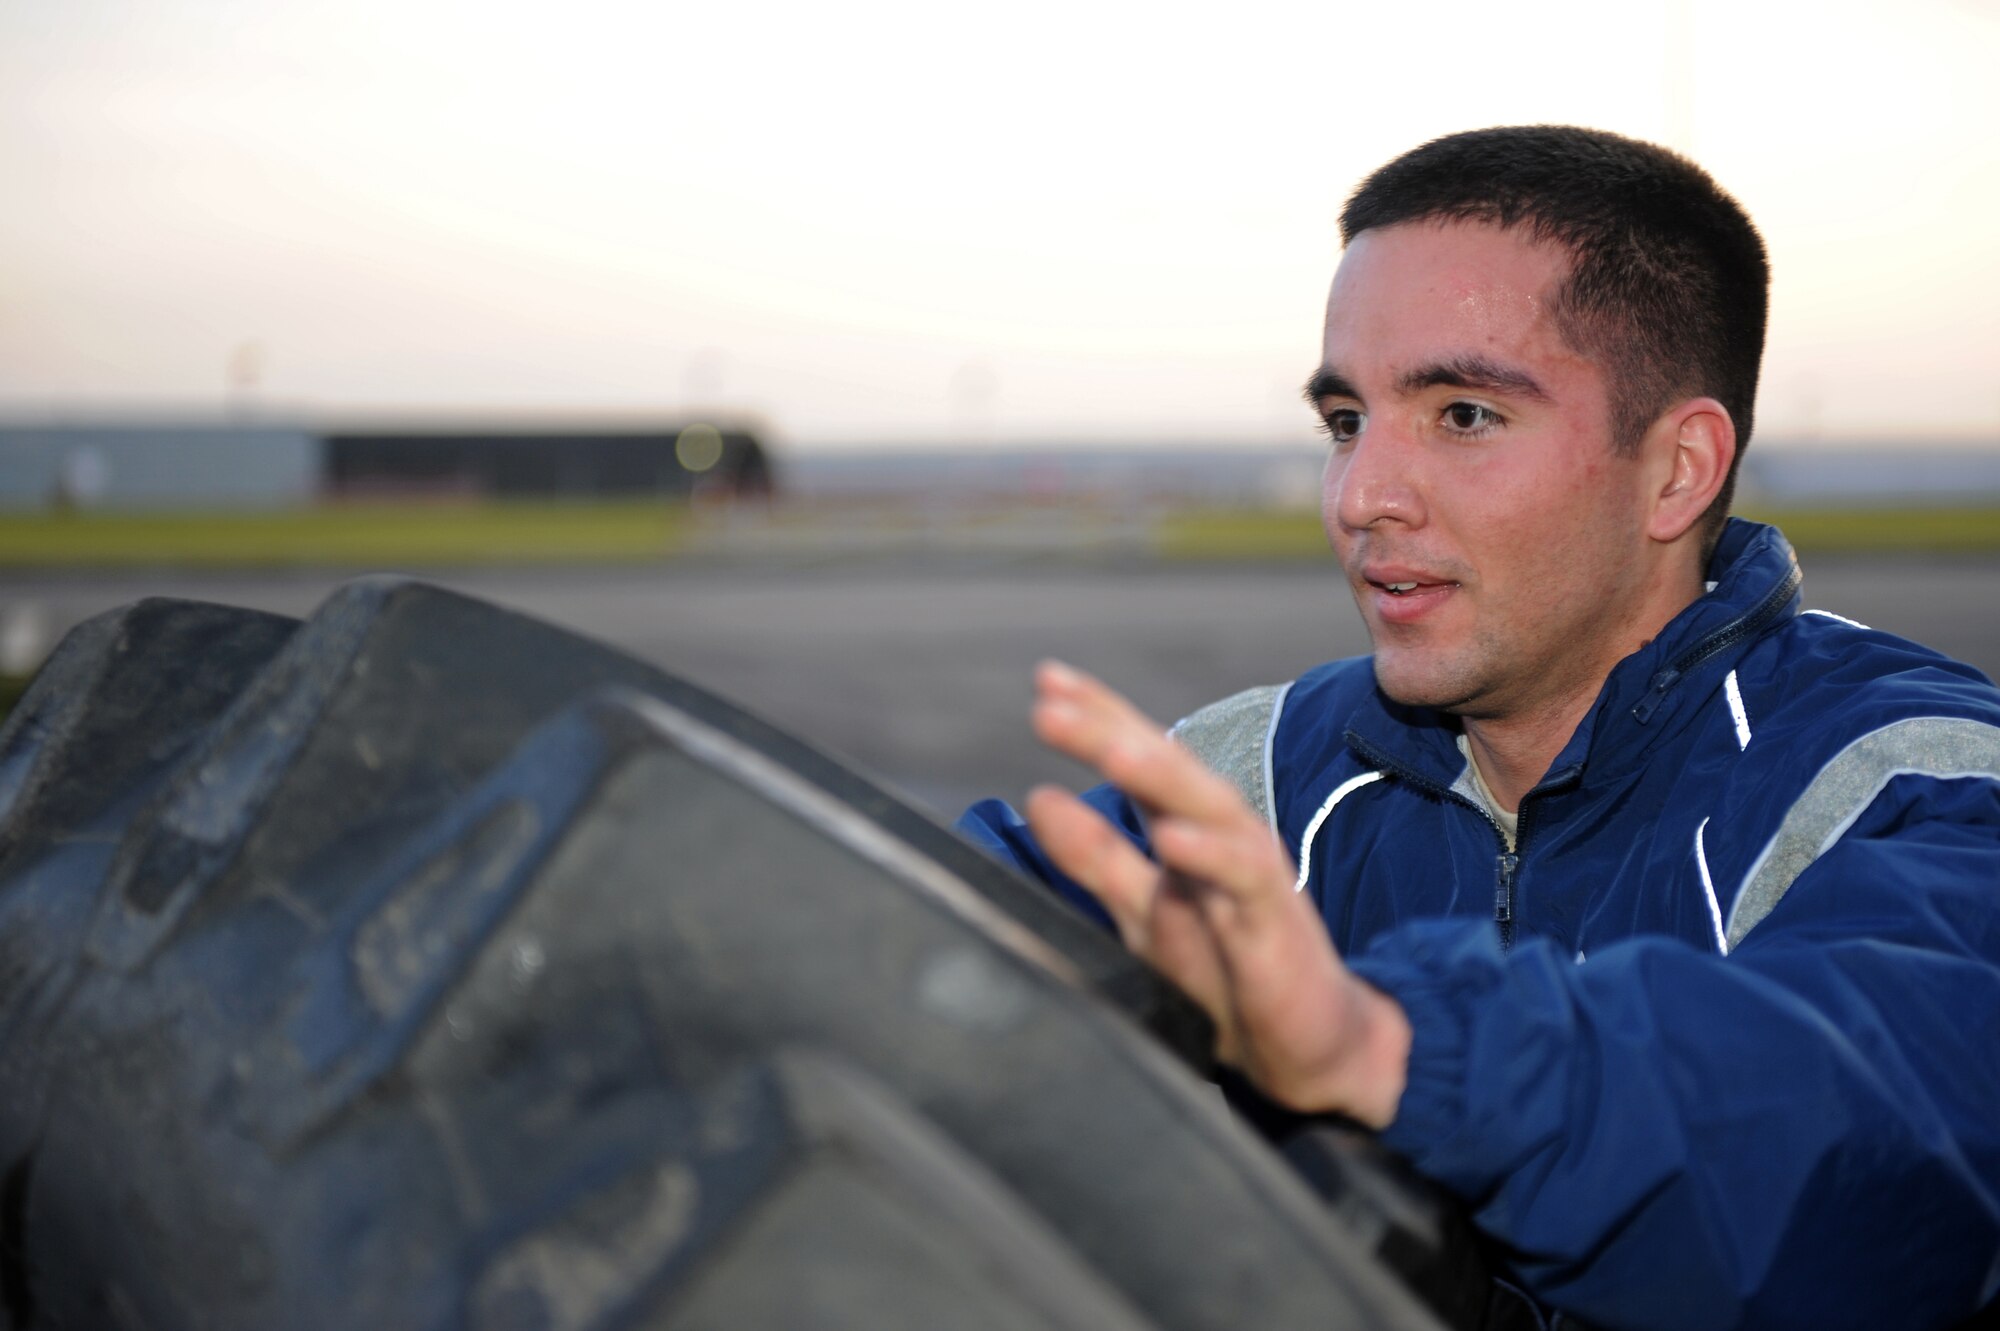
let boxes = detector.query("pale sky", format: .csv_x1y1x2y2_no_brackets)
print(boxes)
2,0,1996,449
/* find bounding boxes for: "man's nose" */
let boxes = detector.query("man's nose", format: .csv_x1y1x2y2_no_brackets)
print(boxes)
1325,425,1425,534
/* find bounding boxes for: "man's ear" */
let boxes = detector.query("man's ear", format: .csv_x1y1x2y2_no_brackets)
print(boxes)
1645,398,1736,544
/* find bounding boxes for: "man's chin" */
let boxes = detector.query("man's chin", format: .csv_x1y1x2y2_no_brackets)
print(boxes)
1371,659,1483,716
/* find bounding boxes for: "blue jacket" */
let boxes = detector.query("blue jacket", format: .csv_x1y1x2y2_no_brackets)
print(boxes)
958,519,2000,1329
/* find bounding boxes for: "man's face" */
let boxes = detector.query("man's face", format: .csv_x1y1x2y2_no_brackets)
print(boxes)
1313,220,1663,723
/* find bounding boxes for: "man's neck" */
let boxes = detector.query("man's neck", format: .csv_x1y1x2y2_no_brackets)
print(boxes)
1459,708,1584,815
1460,562,1711,812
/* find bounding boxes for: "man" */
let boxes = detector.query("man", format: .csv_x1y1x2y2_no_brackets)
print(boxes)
959,126,2000,1329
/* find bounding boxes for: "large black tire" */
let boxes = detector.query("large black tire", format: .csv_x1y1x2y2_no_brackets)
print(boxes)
0,578,1472,1330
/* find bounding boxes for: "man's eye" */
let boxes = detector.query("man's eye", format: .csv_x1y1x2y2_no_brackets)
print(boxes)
1443,402,1500,433
1321,409,1365,443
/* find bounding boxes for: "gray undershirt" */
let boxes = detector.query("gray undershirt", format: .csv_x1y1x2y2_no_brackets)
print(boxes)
1455,732,1519,851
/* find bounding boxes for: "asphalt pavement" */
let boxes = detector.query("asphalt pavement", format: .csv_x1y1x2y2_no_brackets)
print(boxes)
3,552,1996,817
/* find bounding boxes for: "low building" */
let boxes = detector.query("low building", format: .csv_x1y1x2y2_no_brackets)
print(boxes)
322,422,771,501
0,423,318,510
0,418,775,510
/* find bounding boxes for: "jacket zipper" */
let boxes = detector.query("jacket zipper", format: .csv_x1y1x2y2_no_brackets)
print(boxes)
1346,733,1538,950
1631,560,1801,723
1493,798,1539,951
1342,547,1794,947
1494,852,1520,950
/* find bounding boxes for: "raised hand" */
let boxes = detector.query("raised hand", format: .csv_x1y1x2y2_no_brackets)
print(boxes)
1023,660,1410,1127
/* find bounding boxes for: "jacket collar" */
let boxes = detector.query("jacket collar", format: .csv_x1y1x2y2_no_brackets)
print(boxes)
1343,518,1803,796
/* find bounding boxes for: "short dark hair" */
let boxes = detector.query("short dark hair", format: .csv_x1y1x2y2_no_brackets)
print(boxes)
1340,125,1769,536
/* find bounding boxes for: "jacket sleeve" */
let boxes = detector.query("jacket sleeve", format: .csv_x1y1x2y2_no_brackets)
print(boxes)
1348,771,2000,1330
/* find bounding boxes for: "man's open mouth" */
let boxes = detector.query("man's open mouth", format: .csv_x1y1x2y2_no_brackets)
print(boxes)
1369,579,1455,597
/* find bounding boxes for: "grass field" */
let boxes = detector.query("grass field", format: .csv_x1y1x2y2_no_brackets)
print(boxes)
1730,506,2000,554
0,499,1995,569
1154,504,2000,559
0,500,694,568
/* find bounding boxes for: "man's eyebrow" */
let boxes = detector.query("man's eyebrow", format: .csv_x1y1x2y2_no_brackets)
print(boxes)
1302,367,1359,404
1396,355,1550,402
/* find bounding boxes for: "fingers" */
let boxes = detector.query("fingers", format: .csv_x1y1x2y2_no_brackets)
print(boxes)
1033,658,1155,736
1022,784,1165,947
1142,887,1245,1063
1021,661,1407,1123
1150,813,1299,928
1024,783,1243,1061
1035,659,1297,912
1029,660,1159,777
1032,660,1261,831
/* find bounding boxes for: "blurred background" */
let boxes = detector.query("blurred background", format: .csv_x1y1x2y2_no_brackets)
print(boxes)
3,0,1998,814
